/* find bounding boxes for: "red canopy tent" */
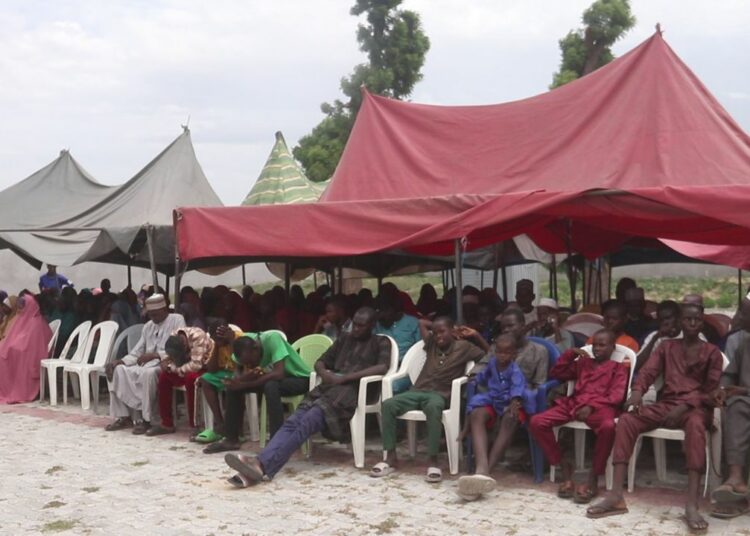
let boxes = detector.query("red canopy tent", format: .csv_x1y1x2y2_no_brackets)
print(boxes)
176,31,750,269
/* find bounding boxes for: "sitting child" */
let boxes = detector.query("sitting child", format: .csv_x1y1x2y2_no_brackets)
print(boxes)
529,329,628,504
456,334,526,500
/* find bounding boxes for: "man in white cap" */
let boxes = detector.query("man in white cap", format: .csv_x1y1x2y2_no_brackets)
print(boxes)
104,294,185,434
532,298,575,353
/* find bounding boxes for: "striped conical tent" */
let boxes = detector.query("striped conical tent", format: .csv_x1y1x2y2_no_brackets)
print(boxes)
242,131,327,205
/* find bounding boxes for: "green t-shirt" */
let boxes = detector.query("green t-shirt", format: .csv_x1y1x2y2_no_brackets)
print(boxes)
241,331,311,378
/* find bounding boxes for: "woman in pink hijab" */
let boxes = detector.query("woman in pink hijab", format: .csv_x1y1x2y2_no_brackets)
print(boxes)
0,293,52,404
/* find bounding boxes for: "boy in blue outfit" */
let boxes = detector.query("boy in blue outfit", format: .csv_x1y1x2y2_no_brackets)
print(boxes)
457,334,525,500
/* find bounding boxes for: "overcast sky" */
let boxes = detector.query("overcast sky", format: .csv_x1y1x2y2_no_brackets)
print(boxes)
1,0,748,204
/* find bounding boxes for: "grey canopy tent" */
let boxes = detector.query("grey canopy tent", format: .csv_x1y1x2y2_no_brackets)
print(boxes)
0,129,222,283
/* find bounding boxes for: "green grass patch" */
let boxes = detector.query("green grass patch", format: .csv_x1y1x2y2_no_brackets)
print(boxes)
43,500,65,509
131,460,149,467
41,520,77,533
44,466,64,475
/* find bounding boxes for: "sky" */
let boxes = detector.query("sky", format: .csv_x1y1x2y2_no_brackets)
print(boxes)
0,0,748,205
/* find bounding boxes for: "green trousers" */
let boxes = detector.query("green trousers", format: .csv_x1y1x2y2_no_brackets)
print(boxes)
382,390,446,456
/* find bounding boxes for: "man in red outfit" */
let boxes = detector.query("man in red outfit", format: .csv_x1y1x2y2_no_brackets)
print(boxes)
530,329,628,503
587,303,723,533
146,327,215,436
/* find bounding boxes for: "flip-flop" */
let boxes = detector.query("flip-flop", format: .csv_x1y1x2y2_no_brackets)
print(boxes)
226,473,252,489
574,484,598,504
557,480,575,499
145,425,175,437
105,417,132,431
586,498,629,519
425,466,442,483
457,475,496,496
369,462,395,478
203,440,241,454
192,429,223,444
710,500,750,519
224,453,264,484
711,483,748,504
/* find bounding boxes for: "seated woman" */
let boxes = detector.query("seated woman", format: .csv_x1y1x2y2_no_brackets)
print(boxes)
0,294,53,404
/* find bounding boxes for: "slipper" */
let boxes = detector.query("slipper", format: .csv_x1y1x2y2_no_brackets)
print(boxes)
105,417,132,431
224,453,264,484
557,480,575,499
710,501,750,519
711,483,748,504
145,424,175,437
369,462,395,478
456,490,481,502
131,421,151,435
574,484,598,504
457,475,496,496
226,473,253,489
203,440,241,454
425,466,442,483
586,498,629,519
192,429,223,444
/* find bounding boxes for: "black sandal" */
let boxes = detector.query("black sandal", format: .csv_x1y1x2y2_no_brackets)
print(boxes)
105,417,132,431
203,440,241,454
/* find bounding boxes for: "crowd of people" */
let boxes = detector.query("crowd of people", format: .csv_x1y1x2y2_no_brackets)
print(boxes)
1,266,750,533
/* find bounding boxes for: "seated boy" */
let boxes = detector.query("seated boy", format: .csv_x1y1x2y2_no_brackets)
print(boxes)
370,316,488,482
529,329,628,503
456,334,525,500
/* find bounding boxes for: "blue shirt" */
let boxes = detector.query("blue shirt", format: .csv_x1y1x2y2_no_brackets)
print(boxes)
466,359,525,414
375,314,420,359
39,273,73,291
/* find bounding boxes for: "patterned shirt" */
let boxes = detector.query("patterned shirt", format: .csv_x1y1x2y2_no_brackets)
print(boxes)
170,327,216,374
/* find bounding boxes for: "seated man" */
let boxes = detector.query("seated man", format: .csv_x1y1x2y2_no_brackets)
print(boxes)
623,287,657,346
588,300,639,353
587,303,723,533
204,328,312,454
104,294,186,434
193,323,244,443
146,326,215,436
510,279,537,325
530,329,628,504
222,307,391,487
711,294,750,518
371,317,488,482
314,295,352,341
530,298,575,353
635,300,682,373
456,334,526,500
375,293,420,360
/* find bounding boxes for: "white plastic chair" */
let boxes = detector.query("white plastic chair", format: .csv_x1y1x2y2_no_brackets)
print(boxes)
307,334,398,468
47,319,61,358
549,344,637,489
381,340,473,475
39,321,92,405
563,313,604,328
626,353,729,495
62,321,119,410
92,323,144,413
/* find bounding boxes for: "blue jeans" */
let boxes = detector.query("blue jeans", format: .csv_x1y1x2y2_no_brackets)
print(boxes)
257,404,326,478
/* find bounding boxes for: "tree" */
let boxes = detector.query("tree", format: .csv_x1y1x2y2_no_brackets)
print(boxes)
551,0,635,89
294,0,430,183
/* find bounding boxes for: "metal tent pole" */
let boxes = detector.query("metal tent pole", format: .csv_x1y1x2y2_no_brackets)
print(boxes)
145,225,159,291
242,265,247,286
739,269,743,308
455,239,464,325
501,263,508,303
284,263,291,294
127,263,132,288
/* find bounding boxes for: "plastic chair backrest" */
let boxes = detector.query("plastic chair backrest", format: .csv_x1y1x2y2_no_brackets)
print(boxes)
399,340,428,384
383,335,399,375
563,312,603,328
58,321,92,362
568,322,604,339
109,323,144,363
47,319,62,356
704,314,731,338
263,329,287,341
83,321,119,367
292,334,333,369
576,344,637,399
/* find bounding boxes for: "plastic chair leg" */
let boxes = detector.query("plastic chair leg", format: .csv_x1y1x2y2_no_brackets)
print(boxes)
71,373,80,400
62,371,68,405
653,437,668,482
350,412,366,468
259,397,268,448
574,428,586,470
444,419,460,475
550,427,559,483
48,368,58,406
627,437,642,493
39,369,46,402
90,372,100,413
79,373,91,410
245,394,259,442
407,420,418,458
605,454,614,490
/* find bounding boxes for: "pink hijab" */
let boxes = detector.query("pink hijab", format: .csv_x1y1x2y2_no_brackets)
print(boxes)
0,294,52,404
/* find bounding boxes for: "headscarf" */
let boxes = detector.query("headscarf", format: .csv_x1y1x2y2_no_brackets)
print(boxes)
0,296,19,340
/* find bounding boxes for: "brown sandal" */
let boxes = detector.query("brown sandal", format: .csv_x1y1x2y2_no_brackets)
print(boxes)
587,496,629,519
574,483,598,504
557,480,574,499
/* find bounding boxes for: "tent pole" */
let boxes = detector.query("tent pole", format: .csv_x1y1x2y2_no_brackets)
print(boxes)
284,263,291,295
492,243,500,291
313,271,318,290
501,262,508,303
739,269,743,308
607,255,613,299
145,225,159,291
337,259,344,294
242,265,247,286
127,263,132,289
565,221,576,312
480,270,484,290
165,275,170,299
455,238,464,325
174,259,182,311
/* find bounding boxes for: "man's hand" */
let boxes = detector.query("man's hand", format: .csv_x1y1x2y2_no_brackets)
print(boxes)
571,348,590,358
160,359,172,373
508,398,522,419
105,359,123,380
320,370,345,385
136,353,159,366
715,386,747,406
575,405,593,422
454,325,479,340
663,404,690,428
214,325,235,344
626,390,643,413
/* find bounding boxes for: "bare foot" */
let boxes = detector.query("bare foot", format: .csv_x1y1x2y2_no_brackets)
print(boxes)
684,504,708,534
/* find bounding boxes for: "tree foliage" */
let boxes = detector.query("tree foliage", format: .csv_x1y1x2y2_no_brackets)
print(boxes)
294,0,430,183
551,0,635,89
